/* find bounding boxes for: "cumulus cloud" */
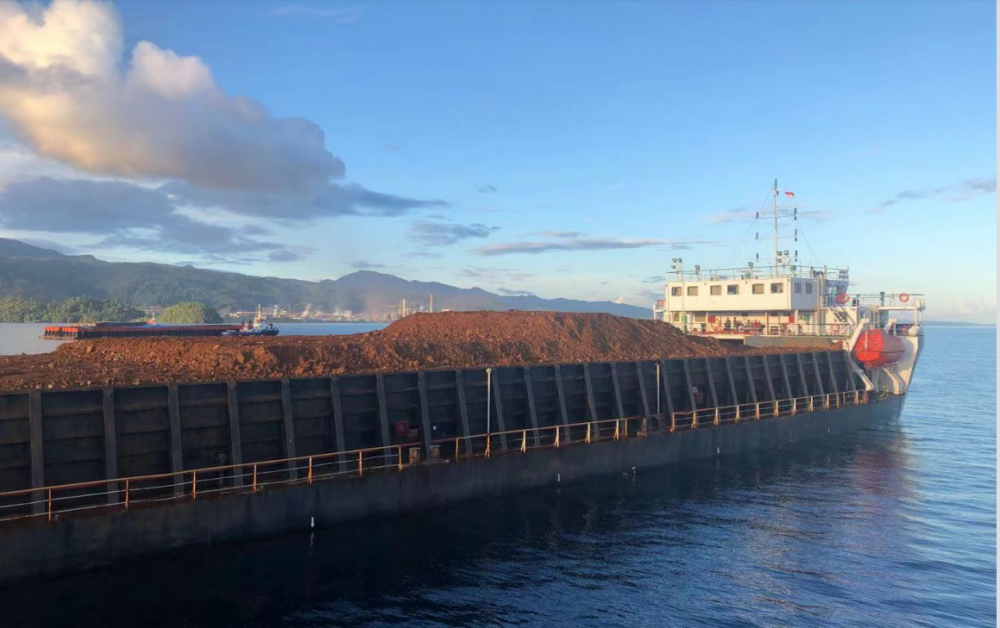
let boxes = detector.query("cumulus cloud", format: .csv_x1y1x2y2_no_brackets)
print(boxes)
1,177,174,232
473,236,716,256
868,178,996,213
0,0,447,260
409,220,499,246
0,0,344,194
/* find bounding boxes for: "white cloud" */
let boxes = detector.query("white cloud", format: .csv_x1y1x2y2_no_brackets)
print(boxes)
0,0,445,261
932,298,998,324
128,42,215,99
0,0,343,194
867,178,996,214
474,236,717,256
409,221,499,246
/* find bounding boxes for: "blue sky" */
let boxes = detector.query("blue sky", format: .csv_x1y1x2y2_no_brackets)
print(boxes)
0,0,995,321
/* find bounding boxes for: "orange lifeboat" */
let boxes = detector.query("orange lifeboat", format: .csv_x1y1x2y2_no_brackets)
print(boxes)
852,330,905,368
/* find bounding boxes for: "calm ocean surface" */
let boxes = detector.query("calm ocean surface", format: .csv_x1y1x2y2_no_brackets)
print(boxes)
0,326,995,627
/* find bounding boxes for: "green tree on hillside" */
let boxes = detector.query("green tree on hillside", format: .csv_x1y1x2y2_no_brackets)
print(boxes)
0,295,143,323
44,297,144,323
0,295,45,322
157,301,223,324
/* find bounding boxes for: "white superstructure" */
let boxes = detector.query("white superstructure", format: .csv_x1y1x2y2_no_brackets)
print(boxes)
652,181,925,396
656,264,856,337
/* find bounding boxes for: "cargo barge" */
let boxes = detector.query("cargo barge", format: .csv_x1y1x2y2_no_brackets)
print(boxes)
0,184,924,585
43,322,242,340
0,347,911,584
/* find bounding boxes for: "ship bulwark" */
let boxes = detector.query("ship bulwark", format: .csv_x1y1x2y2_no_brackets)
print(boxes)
0,351,891,583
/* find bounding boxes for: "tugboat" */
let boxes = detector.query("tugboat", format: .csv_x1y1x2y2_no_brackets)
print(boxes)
223,305,280,337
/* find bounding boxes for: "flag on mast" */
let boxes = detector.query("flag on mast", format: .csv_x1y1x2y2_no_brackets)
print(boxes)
784,191,795,198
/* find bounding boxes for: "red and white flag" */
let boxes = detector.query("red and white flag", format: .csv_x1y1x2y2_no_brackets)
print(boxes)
784,191,795,198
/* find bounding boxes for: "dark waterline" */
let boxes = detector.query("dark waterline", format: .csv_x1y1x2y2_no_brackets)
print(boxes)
1,327,995,627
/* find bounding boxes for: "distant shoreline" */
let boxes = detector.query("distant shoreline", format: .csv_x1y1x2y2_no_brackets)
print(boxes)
252,319,389,325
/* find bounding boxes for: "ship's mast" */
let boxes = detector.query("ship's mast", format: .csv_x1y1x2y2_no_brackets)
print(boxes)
773,179,780,276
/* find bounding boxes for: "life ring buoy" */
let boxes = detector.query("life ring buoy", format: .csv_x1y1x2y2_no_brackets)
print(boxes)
835,293,850,305
899,293,910,303
830,324,842,335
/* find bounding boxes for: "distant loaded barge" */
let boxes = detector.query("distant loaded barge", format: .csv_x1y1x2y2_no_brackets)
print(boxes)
44,305,280,340
43,322,242,340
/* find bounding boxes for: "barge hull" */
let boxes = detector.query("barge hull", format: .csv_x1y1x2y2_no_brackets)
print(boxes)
43,324,241,340
0,395,901,585
0,351,886,584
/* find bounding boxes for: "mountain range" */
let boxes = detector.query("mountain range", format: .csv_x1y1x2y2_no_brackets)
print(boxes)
0,239,651,318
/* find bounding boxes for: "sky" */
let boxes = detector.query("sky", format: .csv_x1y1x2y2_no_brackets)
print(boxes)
0,0,995,322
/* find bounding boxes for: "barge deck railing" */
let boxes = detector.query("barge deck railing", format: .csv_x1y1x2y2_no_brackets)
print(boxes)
0,390,875,525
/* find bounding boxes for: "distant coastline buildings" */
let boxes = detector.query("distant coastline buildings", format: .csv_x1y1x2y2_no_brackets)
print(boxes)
221,294,440,324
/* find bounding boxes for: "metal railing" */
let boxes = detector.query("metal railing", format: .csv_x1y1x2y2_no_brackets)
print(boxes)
848,293,925,307
668,390,867,430
668,266,849,281
0,390,875,525
0,441,419,524
689,322,856,338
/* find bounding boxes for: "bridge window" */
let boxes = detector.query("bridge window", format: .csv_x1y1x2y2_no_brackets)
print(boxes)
727,285,739,295
687,286,698,296
771,283,784,293
671,287,681,296
794,281,802,293
805,283,814,294
752,284,764,294
710,285,722,295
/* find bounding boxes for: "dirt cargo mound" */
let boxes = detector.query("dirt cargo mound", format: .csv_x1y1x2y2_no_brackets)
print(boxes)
0,311,750,391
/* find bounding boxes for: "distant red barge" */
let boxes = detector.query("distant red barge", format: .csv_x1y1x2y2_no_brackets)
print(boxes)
43,322,242,340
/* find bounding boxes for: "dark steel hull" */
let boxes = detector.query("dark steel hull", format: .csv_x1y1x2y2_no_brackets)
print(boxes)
0,395,902,585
